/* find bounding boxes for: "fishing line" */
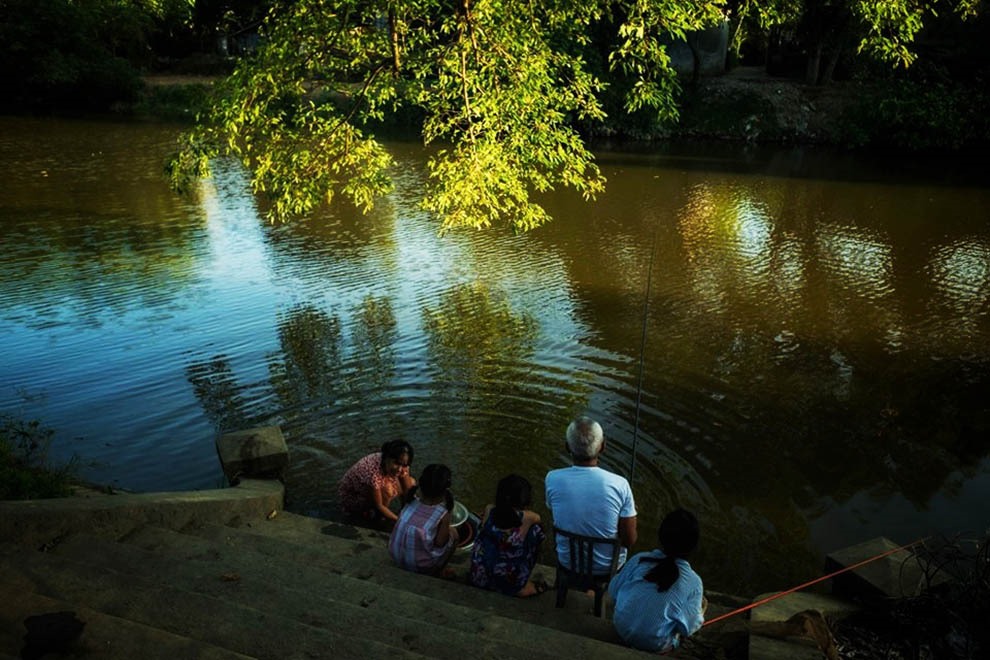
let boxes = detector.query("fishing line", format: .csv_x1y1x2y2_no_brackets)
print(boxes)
702,537,929,627
629,212,661,484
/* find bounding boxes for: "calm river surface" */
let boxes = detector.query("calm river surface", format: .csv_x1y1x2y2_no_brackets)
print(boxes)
2,116,988,595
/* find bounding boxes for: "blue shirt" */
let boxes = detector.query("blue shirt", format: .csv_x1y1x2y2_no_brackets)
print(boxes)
608,549,705,652
545,465,636,573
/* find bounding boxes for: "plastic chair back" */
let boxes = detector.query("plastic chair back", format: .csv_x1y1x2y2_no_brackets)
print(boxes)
553,526,622,617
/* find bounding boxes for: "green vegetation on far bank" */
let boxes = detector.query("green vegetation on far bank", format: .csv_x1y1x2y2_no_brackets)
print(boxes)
654,70,990,153
1,413,76,500
2,1,988,230
130,70,990,158
5,0,988,157
134,77,217,123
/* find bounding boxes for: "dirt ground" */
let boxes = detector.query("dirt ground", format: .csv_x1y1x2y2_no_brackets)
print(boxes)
142,74,219,87
682,65,858,143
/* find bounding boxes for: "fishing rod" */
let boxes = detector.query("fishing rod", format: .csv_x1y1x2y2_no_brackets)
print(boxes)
629,214,661,484
703,536,929,627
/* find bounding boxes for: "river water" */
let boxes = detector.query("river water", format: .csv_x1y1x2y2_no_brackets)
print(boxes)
1,116,988,595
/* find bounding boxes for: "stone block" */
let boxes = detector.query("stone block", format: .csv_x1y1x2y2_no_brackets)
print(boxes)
825,537,926,601
749,634,823,660
216,427,288,482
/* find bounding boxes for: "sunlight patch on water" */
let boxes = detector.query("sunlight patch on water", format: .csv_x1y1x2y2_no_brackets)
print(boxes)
928,239,990,318
817,224,895,300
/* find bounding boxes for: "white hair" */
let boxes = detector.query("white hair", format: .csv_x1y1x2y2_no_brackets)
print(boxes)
566,416,604,461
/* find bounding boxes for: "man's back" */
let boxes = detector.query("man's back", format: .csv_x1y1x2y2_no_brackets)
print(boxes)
545,465,636,572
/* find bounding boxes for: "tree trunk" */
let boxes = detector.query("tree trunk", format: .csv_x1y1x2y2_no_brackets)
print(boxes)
820,45,842,86
688,35,702,87
806,41,822,85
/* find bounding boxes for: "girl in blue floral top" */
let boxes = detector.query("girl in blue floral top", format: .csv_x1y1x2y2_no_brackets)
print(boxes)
468,474,548,597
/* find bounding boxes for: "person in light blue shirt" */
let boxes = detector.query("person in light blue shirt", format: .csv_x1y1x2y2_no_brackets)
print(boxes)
545,416,637,573
608,509,707,653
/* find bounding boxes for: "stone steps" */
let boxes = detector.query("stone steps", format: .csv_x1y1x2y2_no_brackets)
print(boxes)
41,529,603,660
0,589,256,660
170,513,625,642
0,480,777,660
0,542,427,660
0,507,655,659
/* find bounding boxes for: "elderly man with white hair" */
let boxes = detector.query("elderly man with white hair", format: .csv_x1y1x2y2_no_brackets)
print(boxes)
545,415,638,574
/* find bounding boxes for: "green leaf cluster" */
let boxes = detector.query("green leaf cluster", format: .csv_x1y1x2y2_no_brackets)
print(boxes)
731,1,985,69
172,0,983,231
172,0,726,231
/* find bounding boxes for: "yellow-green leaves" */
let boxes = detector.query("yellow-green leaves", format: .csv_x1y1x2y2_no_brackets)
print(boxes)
611,0,726,118
853,0,928,67
169,0,978,232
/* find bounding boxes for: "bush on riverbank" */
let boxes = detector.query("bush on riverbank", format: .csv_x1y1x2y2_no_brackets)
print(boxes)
840,78,990,152
0,0,146,115
132,68,990,156
133,79,216,123
592,69,990,154
0,414,76,500
833,533,990,659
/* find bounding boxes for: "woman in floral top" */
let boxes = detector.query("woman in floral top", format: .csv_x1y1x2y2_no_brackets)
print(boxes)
338,440,416,522
469,474,548,597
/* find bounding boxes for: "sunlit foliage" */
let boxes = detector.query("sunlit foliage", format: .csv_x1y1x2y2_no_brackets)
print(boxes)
169,0,724,232
728,0,985,81
171,0,983,231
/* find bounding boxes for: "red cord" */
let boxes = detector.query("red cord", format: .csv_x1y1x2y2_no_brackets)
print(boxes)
703,537,927,627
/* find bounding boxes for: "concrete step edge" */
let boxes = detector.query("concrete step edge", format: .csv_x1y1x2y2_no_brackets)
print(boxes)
226,511,565,581
47,532,584,660
0,479,283,548
0,543,429,660
167,522,629,646
0,588,258,660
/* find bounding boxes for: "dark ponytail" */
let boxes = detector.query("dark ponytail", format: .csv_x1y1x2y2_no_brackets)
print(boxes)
409,463,452,507
643,509,699,592
492,474,531,529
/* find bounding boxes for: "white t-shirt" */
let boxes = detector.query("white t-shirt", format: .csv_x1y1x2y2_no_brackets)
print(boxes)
544,465,636,573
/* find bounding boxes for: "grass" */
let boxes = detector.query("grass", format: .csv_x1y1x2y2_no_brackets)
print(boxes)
131,81,214,123
1,413,76,500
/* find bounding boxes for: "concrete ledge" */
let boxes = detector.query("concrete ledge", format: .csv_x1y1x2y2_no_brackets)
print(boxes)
749,634,823,660
826,536,928,600
216,426,288,482
0,479,284,547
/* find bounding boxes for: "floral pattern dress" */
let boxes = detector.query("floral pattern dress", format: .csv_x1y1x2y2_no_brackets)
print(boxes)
468,511,546,595
337,452,400,518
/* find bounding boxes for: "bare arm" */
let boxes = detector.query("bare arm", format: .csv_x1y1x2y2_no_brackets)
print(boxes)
434,510,453,547
514,509,541,537
399,472,416,496
617,515,637,549
371,484,399,522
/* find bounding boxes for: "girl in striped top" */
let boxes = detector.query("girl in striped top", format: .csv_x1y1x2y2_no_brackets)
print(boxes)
388,463,460,575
